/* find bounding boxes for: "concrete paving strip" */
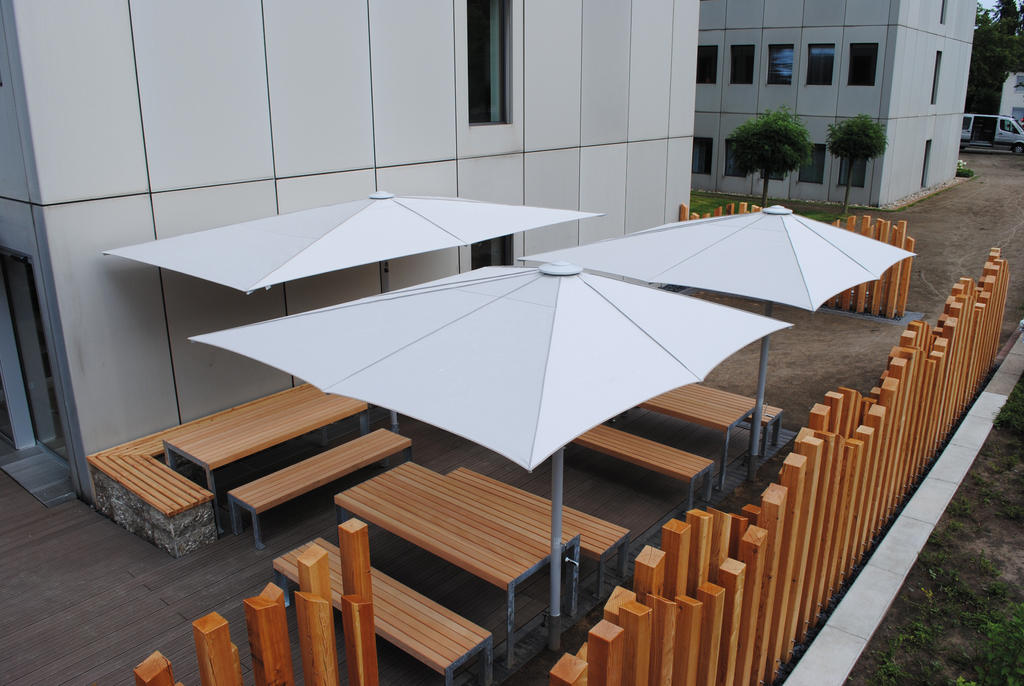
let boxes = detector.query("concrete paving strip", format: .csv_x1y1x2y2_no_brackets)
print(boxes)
785,332,1024,686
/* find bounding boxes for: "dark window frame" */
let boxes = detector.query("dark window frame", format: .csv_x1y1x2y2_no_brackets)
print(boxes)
724,139,745,177
467,0,510,125
798,144,827,184
930,51,942,105
767,44,794,85
692,138,713,175
730,44,755,85
848,43,878,87
806,44,834,86
837,157,867,188
696,45,718,84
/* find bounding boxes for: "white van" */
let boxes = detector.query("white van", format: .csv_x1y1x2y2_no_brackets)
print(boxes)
961,113,1024,153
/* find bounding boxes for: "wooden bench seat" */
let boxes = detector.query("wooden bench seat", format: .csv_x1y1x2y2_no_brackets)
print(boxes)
87,452,213,516
274,538,492,686
228,429,411,549
444,466,631,598
572,424,715,510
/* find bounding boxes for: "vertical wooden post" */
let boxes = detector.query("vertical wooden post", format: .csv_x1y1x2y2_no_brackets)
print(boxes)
341,596,379,686
696,583,726,686
589,619,625,686
604,586,638,624
896,235,915,317
662,519,692,601
192,612,243,686
736,526,767,686
297,546,331,601
339,519,373,601
679,203,690,221
769,454,806,677
706,508,732,584
686,510,714,596
134,652,176,686
550,654,588,685
672,596,702,686
294,592,340,686
717,559,746,686
728,514,748,560
649,595,677,686
634,545,667,606
790,435,822,645
244,585,295,686
620,601,653,686
754,484,787,685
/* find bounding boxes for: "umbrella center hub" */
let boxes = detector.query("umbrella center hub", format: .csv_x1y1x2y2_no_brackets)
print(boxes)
763,205,793,215
538,262,583,276
369,191,395,200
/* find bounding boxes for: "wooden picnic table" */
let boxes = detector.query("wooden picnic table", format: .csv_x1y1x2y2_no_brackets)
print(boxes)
162,383,368,531
640,383,782,490
333,461,582,666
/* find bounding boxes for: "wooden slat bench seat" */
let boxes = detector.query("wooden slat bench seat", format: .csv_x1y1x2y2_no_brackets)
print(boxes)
444,466,631,598
87,452,213,516
228,429,411,549
572,423,715,509
640,383,784,489
273,538,492,686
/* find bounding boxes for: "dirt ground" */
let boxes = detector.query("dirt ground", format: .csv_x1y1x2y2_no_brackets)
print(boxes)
520,150,1024,682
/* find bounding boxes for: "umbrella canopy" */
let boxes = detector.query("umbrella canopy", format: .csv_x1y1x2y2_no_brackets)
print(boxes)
191,264,789,470
520,206,914,311
104,192,600,292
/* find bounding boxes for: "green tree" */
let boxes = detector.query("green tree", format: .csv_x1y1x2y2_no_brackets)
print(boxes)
966,4,1024,113
729,107,813,207
825,114,887,214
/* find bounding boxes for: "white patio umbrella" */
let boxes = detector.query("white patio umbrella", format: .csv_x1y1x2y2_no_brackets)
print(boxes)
522,206,914,482
191,263,789,649
104,191,600,293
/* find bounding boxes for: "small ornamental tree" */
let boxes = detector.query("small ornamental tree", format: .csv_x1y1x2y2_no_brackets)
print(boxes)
826,114,888,214
729,107,813,207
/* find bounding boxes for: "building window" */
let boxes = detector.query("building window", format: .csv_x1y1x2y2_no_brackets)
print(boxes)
1016,74,1024,90
940,0,947,24
921,139,932,187
848,43,878,86
767,44,794,85
471,235,512,268
724,140,745,176
692,138,713,174
930,51,942,104
730,44,755,84
696,45,718,84
467,0,509,124
838,158,867,188
798,144,826,183
806,44,834,86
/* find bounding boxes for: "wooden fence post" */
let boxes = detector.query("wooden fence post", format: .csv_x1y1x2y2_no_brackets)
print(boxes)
634,545,666,606
550,654,588,685
706,508,732,584
339,519,373,601
192,612,243,686
244,584,295,686
696,583,725,686
134,651,178,686
620,600,653,686
754,484,787,685
589,619,625,686
649,595,677,686
662,519,692,601
673,596,703,686
341,596,379,686
686,510,714,596
770,454,806,676
294,592,340,686
736,526,767,686
297,546,331,601
604,586,637,624
717,559,746,686
679,203,690,222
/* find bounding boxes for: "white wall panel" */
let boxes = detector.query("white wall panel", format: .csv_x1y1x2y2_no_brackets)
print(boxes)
455,0,524,157
796,28,843,117
695,30,725,114
0,6,28,202
699,0,727,30
151,181,290,422
263,0,374,177
670,0,699,138
369,0,456,167
456,154,524,269
726,0,765,29
722,29,761,114
846,0,892,26
691,112,722,192
276,170,376,214
376,161,459,289
625,139,668,233
41,196,178,453
717,114,755,196
579,143,627,243
10,0,147,204
523,149,582,257
804,1,847,27
665,137,693,222
524,0,581,151
787,115,832,202
0,197,32,255
580,0,631,146
836,27,887,118
764,0,803,28
757,29,801,112
628,0,674,140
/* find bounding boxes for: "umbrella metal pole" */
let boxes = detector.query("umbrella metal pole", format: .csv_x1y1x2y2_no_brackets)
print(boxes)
748,301,773,480
549,447,564,651
379,260,401,434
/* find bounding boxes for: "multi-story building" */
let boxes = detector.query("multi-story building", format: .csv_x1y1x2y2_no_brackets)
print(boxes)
0,1,698,502
998,71,1024,121
691,0,975,207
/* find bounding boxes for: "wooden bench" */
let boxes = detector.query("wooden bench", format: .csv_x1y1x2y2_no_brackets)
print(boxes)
274,538,492,686
572,423,715,509
228,429,411,549
444,467,631,599
640,383,784,489
86,452,215,557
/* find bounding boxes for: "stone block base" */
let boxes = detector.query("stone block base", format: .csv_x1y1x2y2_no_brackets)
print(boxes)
90,467,216,558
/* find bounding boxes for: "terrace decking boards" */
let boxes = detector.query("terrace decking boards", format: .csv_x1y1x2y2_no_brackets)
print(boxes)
0,406,788,685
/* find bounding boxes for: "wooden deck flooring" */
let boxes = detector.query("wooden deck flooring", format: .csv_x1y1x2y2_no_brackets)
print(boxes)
1,406,792,685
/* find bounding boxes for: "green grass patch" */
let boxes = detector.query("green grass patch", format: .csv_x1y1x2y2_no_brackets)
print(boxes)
688,191,847,223
995,376,1024,437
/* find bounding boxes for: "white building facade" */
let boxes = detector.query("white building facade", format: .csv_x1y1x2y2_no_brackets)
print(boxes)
998,71,1024,121
0,0,699,500
691,0,974,207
